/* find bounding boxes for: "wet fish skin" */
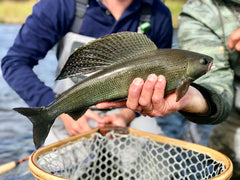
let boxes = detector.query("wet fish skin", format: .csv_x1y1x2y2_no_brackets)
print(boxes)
13,32,213,148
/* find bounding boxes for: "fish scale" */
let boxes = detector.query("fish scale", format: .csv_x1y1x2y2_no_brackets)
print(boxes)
13,32,213,148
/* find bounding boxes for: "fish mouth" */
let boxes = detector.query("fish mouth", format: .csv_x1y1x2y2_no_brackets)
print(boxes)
207,61,213,71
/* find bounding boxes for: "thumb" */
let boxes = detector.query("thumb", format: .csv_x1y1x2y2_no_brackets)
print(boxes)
96,101,127,109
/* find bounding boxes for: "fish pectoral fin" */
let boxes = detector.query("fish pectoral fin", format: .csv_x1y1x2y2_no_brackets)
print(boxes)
175,79,190,102
67,108,88,120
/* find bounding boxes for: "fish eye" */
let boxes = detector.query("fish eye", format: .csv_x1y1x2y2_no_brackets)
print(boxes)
200,57,208,65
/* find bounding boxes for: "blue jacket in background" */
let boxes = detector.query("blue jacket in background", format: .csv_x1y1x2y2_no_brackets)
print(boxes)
1,0,173,107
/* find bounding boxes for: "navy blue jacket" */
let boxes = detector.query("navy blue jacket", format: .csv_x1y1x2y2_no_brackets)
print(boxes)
1,0,173,107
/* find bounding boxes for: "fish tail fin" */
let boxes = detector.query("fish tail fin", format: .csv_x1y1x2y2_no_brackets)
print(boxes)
13,107,55,149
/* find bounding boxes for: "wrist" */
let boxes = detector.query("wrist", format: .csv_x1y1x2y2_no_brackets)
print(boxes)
181,86,209,114
119,109,136,125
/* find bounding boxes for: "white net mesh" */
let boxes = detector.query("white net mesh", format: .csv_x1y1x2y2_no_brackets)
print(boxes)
36,132,225,180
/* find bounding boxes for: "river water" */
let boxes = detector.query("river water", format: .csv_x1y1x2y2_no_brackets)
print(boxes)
0,23,57,180
0,24,211,180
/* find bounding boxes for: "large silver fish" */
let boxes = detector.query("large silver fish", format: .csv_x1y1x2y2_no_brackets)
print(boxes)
14,32,213,148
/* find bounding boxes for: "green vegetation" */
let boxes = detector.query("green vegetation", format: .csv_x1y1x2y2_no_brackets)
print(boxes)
165,0,187,28
0,0,37,24
0,0,187,28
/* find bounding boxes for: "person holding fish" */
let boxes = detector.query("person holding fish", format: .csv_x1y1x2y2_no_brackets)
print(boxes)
98,0,240,178
178,0,240,179
2,0,179,147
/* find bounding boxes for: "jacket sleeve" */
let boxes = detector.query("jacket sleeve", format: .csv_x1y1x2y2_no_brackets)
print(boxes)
1,0,75,107
178,0,234,124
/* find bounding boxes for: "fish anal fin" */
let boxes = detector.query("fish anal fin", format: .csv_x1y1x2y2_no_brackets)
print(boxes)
175,79,190,102
67,108,88,120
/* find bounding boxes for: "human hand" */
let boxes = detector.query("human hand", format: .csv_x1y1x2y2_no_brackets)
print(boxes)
100,108,136,127
228,28,240,51
97,74,209,117
59,109,104,136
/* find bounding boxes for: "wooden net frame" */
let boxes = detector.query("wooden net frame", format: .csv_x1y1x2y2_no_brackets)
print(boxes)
29,127,233,180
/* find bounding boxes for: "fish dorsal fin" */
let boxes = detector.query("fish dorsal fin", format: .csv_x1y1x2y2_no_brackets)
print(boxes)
56,32,157,80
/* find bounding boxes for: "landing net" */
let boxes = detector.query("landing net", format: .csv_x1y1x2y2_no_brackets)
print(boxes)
29,127,232,180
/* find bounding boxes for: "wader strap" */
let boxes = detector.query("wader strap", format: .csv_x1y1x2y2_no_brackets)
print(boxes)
70,0,89,33
56,0,89,61
138,3,152,34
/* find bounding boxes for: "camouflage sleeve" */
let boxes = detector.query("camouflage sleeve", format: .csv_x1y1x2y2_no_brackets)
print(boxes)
178,0,234,124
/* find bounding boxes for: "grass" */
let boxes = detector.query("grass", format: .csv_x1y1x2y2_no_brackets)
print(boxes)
0,0,38,24
165,0,187,28
0,0,187,28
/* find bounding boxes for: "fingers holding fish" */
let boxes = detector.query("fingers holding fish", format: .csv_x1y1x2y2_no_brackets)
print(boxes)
152,75,166,105
126,78,144,111
139,74,158,107
136,74,158,116
150,75,169,116
97,75,206,118
134,75,175,117
145,81,210,117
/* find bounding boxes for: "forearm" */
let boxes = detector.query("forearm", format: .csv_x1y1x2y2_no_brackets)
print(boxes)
178,10,234,124
1,0,76,107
